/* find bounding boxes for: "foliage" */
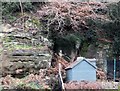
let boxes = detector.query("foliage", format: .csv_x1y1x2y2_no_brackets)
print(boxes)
2,2,44,23
38,2,104,56
15,82,43,90
53,33,81,55
82,1,120,58
25,82,43,89
102,2,120,57
3,36,42,50
3,1,119,58
2,2,37,15
107,2,120,21
2,2,107,57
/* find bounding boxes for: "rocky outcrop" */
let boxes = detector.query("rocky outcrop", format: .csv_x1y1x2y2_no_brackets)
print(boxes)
1,23,52,78
2,49,52,78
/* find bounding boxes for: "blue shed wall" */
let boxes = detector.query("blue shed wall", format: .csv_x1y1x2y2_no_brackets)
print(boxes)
66,61,96,81
66,69,72,81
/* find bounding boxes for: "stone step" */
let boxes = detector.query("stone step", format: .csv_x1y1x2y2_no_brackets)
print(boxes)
8,56,38,62
11,52,35,56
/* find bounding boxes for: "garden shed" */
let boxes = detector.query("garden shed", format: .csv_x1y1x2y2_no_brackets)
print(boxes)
65,57,97,81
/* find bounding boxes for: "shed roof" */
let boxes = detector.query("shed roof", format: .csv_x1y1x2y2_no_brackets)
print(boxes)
65,57,97,70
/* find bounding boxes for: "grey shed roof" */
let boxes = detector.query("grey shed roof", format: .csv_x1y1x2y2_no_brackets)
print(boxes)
65,57,97,70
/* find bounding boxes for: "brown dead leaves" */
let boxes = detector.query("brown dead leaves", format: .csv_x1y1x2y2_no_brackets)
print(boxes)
47,54,69,75
36,2,106,34
64,81,102,89
97,68,106,81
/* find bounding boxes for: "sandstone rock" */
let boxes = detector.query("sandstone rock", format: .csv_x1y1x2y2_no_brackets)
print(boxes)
2,49,52,78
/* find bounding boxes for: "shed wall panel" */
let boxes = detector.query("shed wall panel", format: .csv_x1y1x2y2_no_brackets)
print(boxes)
66,69,72,81
71,61,96,81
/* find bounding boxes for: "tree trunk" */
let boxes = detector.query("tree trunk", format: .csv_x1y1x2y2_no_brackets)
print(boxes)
73,41,84,61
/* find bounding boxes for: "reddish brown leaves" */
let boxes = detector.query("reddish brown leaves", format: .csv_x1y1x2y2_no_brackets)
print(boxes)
36,2,106,35
64,81,102,89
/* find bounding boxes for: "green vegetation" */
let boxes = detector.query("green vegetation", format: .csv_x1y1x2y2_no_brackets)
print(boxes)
3,36,42,50
102,2,120,58
3,43,42,50
14,44,41,50
2,2,44,23
16,82,43,89
2,1,120,58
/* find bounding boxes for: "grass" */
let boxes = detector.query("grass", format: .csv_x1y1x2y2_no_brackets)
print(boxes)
12,44,41,50
3,43,43,50
3,36,43,50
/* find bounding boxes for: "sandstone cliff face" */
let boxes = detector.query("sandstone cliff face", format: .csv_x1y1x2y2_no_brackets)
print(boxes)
1,23,52,78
